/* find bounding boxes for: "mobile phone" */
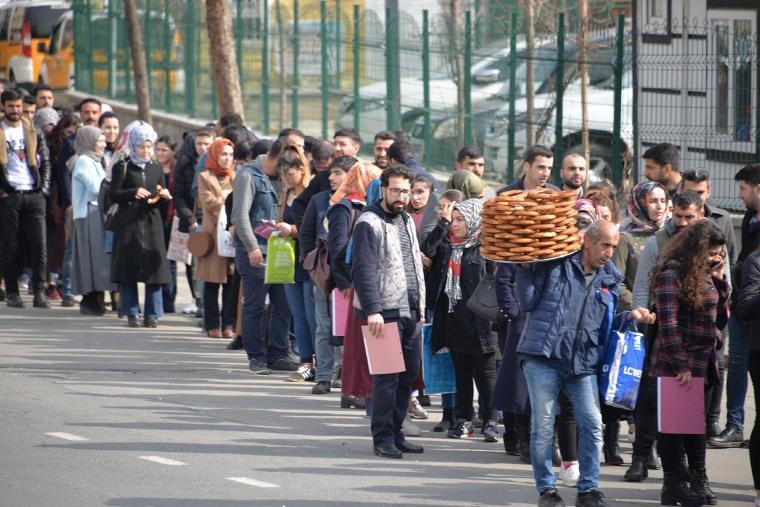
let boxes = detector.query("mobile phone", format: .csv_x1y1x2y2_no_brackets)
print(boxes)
709,259,722,270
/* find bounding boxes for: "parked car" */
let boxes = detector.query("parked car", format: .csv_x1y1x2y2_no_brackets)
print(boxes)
409,34,624,171
483,69,633,183
0,0,69,88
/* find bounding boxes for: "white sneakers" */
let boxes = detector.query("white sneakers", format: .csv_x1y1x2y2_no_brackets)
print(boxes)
182,303,198,315
559,461,580,487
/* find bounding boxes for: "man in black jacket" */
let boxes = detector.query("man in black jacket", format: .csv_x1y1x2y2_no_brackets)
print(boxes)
301,156,354,395
710,163,760,449
0,89,52,308
351,164,426,459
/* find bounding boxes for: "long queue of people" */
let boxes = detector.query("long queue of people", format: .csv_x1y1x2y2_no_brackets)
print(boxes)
0,84,757,507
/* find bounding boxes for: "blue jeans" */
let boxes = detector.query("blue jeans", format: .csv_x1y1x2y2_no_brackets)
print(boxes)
119,283,163,318
235,247,291,364
726,314,749,431
313,284,336,382
284,278,316,362
62,238,73,297
522,358,602,493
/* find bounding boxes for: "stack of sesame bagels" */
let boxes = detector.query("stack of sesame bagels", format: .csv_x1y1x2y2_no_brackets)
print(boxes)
480,187,581,262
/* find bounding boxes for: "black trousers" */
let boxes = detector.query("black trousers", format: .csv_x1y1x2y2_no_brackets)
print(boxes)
0,192,46,294
749,350,760,490
451,350,497,422
370,313,421,446
632,374,658,460
558,392,578,461
203,281,234,331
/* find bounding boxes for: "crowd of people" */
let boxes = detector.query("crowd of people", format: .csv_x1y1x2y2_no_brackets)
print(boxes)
0,83,757,507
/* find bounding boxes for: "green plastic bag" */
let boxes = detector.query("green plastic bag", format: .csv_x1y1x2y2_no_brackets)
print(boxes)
264,233,296,284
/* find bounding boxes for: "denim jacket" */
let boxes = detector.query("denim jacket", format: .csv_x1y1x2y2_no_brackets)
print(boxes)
231,161,279,255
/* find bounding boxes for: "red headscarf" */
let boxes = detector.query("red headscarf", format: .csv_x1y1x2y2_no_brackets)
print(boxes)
205,138,235,177
329,161,382,205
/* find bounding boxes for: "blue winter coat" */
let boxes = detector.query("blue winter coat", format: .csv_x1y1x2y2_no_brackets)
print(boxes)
515,251,622,375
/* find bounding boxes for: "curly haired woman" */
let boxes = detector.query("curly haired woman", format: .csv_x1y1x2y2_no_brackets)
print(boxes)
649,220,729,506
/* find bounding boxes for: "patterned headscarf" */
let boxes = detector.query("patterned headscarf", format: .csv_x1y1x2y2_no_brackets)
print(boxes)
74,126,104,162
446,169,485,199
444,198,484,312
619,180,669,235
329,161,382,205
127,122,157,166
205,138,235,177
33,107,59,131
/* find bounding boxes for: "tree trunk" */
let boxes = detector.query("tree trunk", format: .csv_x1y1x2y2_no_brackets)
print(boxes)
449,0,466,149
524,0,535,147
275,0,287,129
579,0,590,164
206,0,244,119
124,0,151,123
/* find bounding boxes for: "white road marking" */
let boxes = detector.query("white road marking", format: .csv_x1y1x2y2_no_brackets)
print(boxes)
226,477,280,488
45,432,90,442
138,455,186,466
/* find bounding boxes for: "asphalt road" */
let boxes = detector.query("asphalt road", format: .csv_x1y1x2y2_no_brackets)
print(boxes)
0,285,755,507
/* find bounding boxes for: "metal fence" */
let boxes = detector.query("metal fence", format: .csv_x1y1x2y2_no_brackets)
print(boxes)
70,2,758,208
71,1,632,179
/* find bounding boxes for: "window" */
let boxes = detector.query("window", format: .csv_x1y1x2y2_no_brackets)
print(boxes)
645,0,669,34
710,11,756,143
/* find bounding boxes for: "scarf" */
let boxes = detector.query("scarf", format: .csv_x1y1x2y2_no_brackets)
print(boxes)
33,107,59,131
329,161,382,205
446,169,485,199
444,198,484,312
574,198,600,222
127,122,157,166
619,180,669,235
66,126,103,171
205,138,235,177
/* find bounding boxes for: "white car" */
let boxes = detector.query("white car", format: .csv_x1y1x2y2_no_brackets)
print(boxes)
483,70,633,182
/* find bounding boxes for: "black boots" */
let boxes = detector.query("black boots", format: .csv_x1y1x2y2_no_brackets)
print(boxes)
603,421,624,465
689,468,716,505
660,472,704,507
623,457,648,482
516,414,531,464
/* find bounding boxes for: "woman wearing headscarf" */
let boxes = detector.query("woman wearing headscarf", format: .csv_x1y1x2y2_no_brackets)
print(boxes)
70,126,113,315
195,138,236,338
329,160,381,409
604,181,669,466
423,198,500,442
109,123,172,328
446,169,486,200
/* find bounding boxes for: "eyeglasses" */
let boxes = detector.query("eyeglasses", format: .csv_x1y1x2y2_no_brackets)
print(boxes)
387,187,410,197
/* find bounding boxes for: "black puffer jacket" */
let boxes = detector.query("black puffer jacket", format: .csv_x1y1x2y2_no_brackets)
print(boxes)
421,223,496,355
735,249,760,353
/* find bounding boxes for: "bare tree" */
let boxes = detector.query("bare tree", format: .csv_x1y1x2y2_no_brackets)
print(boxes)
447,0,466,148
124,0,151,123
206,0,244,118
275,0,287,128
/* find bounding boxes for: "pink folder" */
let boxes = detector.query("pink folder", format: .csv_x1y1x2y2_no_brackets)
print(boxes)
331,289,350,337
253,220,278,239
657,376,705,434
361,323,406,375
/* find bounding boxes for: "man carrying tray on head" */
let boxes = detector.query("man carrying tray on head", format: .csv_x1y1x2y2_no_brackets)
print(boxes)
514,220,655,507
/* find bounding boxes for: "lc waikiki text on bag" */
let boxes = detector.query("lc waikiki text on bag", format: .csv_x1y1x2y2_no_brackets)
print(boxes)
264,232,296,284
599,320,646,411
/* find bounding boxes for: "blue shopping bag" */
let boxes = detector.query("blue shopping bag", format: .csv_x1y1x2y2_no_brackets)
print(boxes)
422,323,456,395
599,320,646,411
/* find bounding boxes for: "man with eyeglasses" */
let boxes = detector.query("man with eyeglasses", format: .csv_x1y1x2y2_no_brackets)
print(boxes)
351,164,426,459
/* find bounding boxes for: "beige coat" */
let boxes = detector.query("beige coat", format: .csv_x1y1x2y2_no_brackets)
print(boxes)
194,169,234,284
